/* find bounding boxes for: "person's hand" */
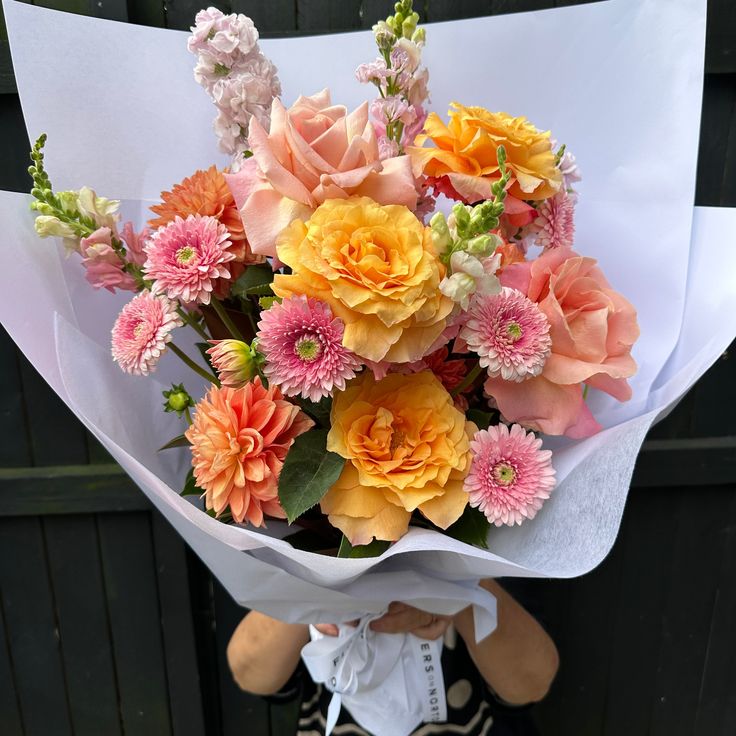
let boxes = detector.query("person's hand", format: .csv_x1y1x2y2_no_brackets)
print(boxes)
315,602,451,640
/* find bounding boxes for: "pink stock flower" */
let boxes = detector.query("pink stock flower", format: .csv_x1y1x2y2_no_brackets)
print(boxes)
486,248,640,438
465,424,556,527
80,227,137,293
533,191,576,250
144,215,234,305
188,8,259,62
111,291,181,375
257,296,361,402
225,89,418,258
461,288,552,382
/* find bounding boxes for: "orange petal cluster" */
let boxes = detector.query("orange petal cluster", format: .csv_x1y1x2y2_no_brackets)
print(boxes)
185,378,313,526
320,371,476,544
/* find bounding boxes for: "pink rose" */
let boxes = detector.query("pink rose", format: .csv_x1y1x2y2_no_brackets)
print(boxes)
485,248,639,438
80,227,137,293
225,89,418,258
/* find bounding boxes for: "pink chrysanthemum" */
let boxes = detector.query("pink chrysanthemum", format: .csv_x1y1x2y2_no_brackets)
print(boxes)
144,214,234,304
465,424,556,526
534,191,576,250
111,291,181,375
257,296,361,401
461,287,551,382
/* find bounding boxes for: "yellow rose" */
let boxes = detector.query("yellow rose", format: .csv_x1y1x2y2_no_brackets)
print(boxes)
409,103,562,203
273,197,454,364
321,371,475,544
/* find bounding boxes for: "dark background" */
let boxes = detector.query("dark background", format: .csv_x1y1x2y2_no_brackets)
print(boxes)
1,1,735,734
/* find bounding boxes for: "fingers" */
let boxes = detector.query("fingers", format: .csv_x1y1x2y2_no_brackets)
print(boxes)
314,623,339,637
370,602,450,639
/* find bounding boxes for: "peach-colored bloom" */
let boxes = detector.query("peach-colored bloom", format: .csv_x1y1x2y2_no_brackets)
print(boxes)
485,248,639,438
320,371,475,545
226,89,418,258
185,378,313,526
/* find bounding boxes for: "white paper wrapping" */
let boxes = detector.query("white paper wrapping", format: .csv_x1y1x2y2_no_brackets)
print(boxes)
0,0,733,621
303,616,450,736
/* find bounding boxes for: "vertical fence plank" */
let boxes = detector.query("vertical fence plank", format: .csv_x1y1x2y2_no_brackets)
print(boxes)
695,74,736,206
297,0,362,32
165,0,211,31
232,0,297,34
694,489,736,734
44,515,123,736
17,356,88,466
98,512,173,736
0,517,73,736
648,486,730,736
0,331,31,467
126,0,166,27
602,491,679,736
0,595,24,736
152,513,207,736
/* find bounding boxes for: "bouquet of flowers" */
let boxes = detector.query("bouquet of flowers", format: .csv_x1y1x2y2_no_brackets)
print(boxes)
1,0,730,731
26,2,638,557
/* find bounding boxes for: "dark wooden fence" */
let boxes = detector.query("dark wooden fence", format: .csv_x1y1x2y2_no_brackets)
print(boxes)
1,1,735,735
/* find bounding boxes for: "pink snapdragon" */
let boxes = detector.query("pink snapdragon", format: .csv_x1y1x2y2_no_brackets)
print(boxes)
80,227,137,293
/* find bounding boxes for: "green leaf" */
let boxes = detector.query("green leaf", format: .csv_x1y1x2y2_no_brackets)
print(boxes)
278,430,345,524
158,434,190,451
466,409,493,431
446,506,490,549
337,536,390,558
231,264,274,298
181,469,201,497
294,396,333,428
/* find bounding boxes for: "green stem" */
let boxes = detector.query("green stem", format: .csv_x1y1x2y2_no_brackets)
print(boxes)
184,406,193,425
210,298,245,341
451,361,484,397
169,342,219,386
177,307,210,341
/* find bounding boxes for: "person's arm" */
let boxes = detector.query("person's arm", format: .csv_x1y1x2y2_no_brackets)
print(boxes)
454,579,559,705
226,611,310,695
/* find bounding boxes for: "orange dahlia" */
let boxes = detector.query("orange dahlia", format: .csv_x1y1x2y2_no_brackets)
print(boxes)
149,166,259,264
185,378,314,526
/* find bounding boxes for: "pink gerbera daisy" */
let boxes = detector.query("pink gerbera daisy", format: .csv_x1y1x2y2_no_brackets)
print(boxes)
257,296,361,401
461,287,551,382
465,424,556,526
144,214,234,304
111,291,181,375
534,191,576,250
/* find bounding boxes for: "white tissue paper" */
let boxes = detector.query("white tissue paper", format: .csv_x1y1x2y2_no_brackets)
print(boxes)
2,0,735,732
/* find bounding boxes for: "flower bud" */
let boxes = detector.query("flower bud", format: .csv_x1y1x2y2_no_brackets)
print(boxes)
452,203,471,233
162,383,195,416
57,190,80,215
207,339,264,388
466,234,494,257
411,27,426,45
429,212,451,253
34,215,77,239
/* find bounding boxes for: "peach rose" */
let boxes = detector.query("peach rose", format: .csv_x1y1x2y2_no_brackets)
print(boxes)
321,371,475,544
272,197,454,364
485,248,639,438
226,89,418,258
409,103,562,204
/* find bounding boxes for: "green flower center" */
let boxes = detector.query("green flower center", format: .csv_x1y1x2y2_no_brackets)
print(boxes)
506,322,523,342
133,321,145,338
295,335,322,362
213,62,230,76
176,245,197,265
492,462,516,486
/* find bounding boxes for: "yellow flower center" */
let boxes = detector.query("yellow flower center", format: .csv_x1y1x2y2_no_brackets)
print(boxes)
176,244,197,265
506,322,523,342
295,335,322,362
492,462,516,486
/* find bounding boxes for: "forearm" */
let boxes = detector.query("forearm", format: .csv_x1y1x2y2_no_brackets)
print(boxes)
454,580,559,705
226,611,310,695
